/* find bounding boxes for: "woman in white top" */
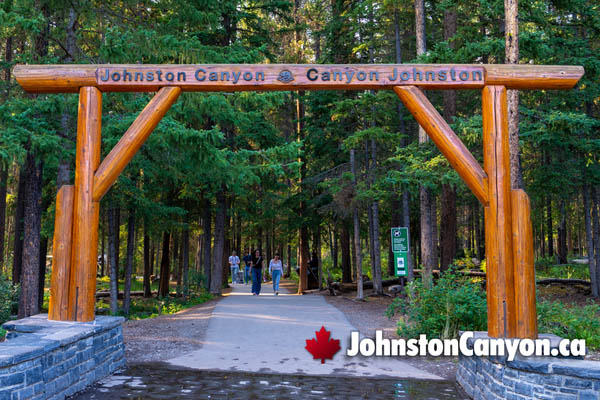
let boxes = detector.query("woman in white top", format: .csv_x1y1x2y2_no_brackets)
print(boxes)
268,253,283,295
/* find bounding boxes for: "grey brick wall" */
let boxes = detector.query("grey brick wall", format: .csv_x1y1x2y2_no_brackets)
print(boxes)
0,314,125,400
457,350,600,400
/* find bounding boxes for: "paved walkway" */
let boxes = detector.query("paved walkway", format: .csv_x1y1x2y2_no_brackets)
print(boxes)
168,282,441,379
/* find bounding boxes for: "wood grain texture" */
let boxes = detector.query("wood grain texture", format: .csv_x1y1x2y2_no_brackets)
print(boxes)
394,86,489,205
482,85,516,338
93,86,181,201
48,185,74,321
68,87,102,322
511,189,538,339
12,64,583,93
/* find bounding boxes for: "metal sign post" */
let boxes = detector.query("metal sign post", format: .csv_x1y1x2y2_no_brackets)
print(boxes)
391,227,409,277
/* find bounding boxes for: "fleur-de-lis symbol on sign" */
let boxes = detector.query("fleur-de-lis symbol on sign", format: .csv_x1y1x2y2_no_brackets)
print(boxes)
277,69,294,83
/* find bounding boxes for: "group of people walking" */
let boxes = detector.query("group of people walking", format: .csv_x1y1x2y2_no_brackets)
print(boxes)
228,249,284,295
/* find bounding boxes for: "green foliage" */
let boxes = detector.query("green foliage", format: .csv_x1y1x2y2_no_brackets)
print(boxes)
0,276,19,325
390,271,488,339
535,263,590,280
537,300,600,350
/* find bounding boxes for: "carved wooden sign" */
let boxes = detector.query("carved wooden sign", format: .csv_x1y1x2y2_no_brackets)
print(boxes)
95,65,485,90
13,64,584,93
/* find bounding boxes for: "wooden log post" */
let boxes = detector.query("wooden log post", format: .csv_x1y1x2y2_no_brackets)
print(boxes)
48,185,74,321
68,87,102,322
512,189,537,338
482,85,517,338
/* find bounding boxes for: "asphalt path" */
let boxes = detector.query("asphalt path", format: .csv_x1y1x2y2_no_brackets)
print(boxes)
168,281,441,379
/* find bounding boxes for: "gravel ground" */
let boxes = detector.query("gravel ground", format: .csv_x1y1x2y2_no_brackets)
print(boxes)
123,294,225,363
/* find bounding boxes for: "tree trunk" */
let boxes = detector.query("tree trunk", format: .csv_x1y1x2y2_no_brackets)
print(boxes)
350,149,363,299
195,227,203,273
203,200,212,289
558,199,568,264
370,139,383,295
583,185,597,297
415,0,436,288
593,187,600,295
332,225,338,272
440,9,457,272
440,184,457,271
0,165,8,270
143,225,151,298
123,209,135,315
159,231,171,297
18,152,43,318
504,0,524,189
108,207,120,313
38,236,48,311
172,232,179,282
100,213,106,276
210,190,226,295
298,226,310,292
403,190,414,281
177,231,184,295
314,225,322,289
476,204,485,261
286,243,292,277
341,222,352,283
389,197,402,276
221,197,231,286
547,195,554,258
12,166,26,285
182,228,190,300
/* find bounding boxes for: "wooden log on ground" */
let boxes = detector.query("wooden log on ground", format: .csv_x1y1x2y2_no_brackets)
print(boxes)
48,185,74,321
482,85,517,338
511,189,537,339
68,87,102,322
12,64,584,93
536,278,591,285
93,86,181,201
95,290,159,298
394,85,488,205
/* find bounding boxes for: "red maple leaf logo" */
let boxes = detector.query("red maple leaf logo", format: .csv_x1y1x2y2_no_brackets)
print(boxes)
305,326,341,363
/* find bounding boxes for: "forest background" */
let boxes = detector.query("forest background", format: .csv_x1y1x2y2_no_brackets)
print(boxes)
0,0,599,331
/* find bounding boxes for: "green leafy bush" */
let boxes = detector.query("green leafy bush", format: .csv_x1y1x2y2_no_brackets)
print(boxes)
0,276,18,325
537,300,600,349
389,270,487,339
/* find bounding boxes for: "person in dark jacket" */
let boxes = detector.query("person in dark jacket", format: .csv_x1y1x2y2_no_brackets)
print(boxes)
251,249,264,295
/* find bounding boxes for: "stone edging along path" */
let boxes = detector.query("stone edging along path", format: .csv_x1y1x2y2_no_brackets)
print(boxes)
0,314,125,400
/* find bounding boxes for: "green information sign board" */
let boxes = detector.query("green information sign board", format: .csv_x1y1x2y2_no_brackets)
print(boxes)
391,227,409,277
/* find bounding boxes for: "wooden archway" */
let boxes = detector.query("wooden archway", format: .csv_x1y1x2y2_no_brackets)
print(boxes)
14,63,584,339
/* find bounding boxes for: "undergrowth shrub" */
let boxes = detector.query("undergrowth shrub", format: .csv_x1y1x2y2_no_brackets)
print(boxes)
387,270,487,339
537,300,600,349
0,276,18,325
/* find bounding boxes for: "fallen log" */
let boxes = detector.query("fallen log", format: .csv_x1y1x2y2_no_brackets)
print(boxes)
95,290,170,299
535,278,590,286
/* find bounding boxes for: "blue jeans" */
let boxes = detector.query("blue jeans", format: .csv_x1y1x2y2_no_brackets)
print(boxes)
244,266,251,284
251,268,262,294
272,270,281,292
230,265,239,283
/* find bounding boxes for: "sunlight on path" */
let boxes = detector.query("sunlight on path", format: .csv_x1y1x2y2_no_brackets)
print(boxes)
168,282,441,379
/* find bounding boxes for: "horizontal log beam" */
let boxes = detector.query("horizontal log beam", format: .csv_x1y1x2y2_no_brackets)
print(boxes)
394,85,489,205
92,87,181,201
13,64,584,93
